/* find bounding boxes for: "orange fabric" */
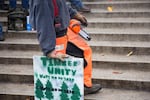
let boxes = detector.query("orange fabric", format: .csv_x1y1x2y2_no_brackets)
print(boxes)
55,19,92,87
69,19,81,34
55,35,67,54
67,27,92,87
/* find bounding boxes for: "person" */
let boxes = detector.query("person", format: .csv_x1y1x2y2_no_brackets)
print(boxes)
9,0,29,13
29,0,101,95
0,0,9,10
69,0,91,12
0,23,5,41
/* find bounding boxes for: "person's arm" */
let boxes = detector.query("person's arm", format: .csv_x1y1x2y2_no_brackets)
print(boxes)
68,5,78,19
29,1,56,56
67,4,88,26
29,1,68,60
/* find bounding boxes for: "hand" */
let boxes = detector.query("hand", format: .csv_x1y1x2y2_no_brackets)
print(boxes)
73,12,88,27
47,50,69,61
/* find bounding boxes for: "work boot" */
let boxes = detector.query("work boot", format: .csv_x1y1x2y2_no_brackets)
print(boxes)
84,84,102,95
77,5,91,13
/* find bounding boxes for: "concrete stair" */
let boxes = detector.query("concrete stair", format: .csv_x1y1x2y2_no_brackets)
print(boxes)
0,0,150,100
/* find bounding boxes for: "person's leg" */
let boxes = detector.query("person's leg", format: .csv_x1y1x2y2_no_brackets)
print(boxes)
0,23,5,41
69,0,90,12
21,0,29,15
9,0,16,9
22,0,29,9
69,0,83,10
66,41,102,95
66,28,102,95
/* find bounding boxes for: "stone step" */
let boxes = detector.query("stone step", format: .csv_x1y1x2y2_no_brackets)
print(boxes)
83,0,150,2
0,50,149,69
0,82,150,100
5,28,150,41
0,17,7,26
1,38,150,55
0,10,8,17
84,88,150,100
0,63,150,90
87,18,150,28
1,8,150,19
83,8,150,18
89,41,150,55
5,0,150,8
83,1,150,9
6,30,37,39
1,17,150,29
85,28,150,41
0,82,34,96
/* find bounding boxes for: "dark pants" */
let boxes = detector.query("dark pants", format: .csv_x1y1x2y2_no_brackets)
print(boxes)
69,0,83,9
66,42,87,67
9,0,29,9
0,23,3,36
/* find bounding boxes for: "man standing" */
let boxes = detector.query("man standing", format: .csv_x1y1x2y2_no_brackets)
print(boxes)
29,0,101,95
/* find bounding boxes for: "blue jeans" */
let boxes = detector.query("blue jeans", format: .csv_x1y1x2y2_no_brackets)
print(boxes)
9,0,29,9
0,23,3,36
69,0,83,9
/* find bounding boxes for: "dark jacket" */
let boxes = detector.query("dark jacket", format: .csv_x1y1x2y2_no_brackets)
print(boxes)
29,0,77,55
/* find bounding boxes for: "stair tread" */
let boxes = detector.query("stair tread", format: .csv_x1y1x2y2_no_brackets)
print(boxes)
0,50,42,58
1,17,150,23
84,0,150,4
7,28,150,34
0,17,7,22
91,8,150,13
87,18,150,23
1,38,150,48
0,63,150,82
85,28,150,34
92,67,150,82
88,41,150,48
0,50,149,63
0,82,34,96
93,53,150,63
0,64,33,76
0,82,150,100
85,87,150,100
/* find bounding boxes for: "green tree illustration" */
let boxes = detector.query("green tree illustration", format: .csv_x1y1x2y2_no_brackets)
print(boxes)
71,84,81,100
45,80,54,100
60,82,69,100
35,78,44,100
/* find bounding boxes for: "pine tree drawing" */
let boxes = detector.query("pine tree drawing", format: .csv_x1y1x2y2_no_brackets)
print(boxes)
45,80,54,100
71,83,81,100
35,79,44,100
60,82,69,100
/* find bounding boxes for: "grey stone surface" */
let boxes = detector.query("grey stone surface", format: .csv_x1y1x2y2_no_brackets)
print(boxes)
0,0,150,99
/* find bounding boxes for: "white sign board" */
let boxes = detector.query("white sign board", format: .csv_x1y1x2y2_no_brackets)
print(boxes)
33,56,84,100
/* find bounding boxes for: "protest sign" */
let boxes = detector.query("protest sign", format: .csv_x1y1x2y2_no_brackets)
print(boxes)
33,56,84,100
